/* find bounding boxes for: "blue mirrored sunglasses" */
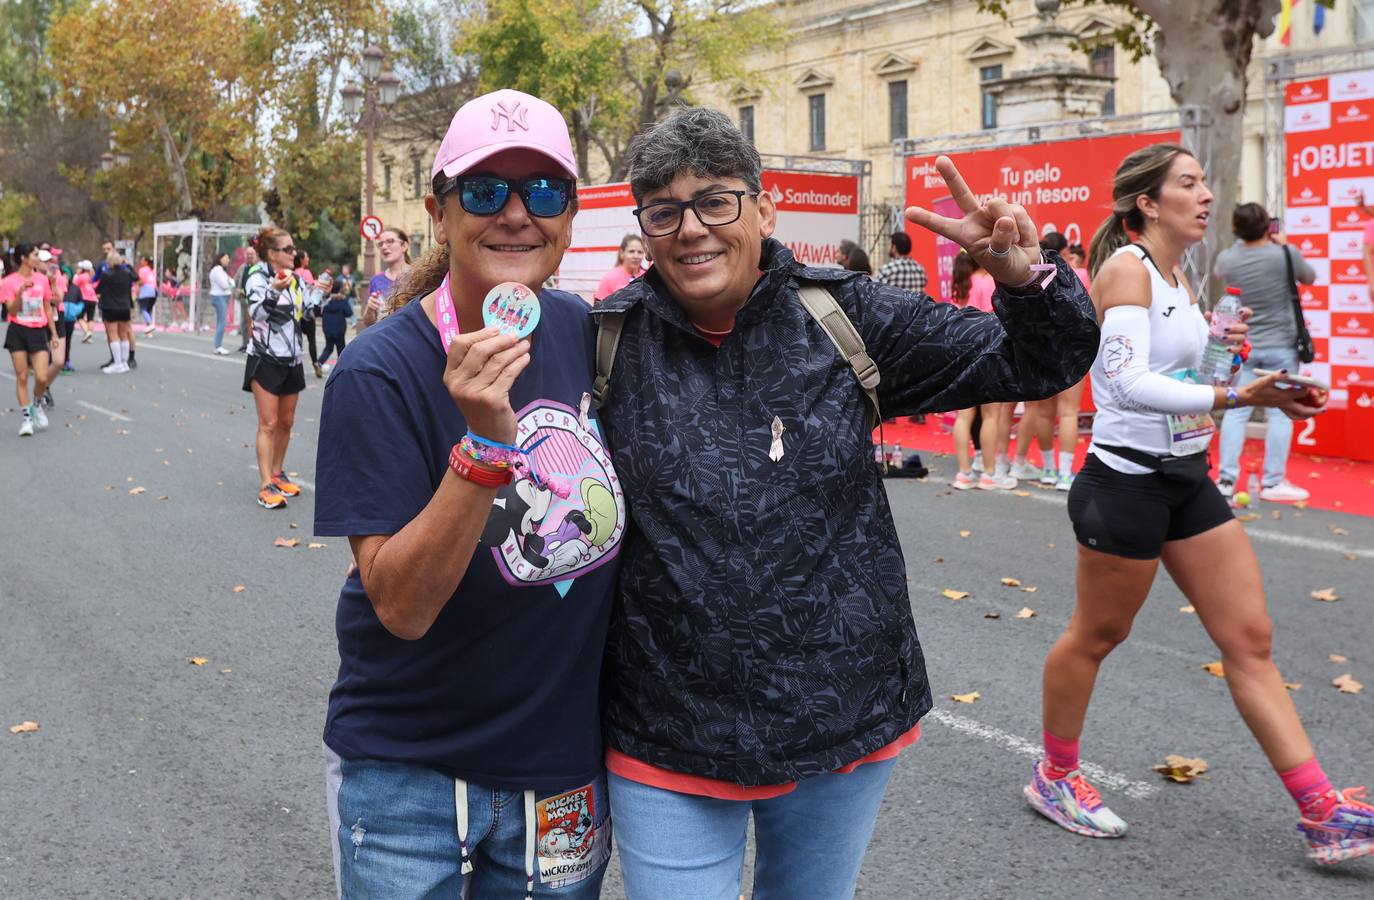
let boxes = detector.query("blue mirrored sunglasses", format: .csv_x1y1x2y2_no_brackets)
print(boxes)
432,173,574,218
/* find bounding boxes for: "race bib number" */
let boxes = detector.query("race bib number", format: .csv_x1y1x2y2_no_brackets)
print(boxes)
1165,368,1215,456
535,782,611,888
21,290,44,317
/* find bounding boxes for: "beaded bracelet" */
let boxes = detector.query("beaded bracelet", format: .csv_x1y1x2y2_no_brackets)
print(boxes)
458,432,522,468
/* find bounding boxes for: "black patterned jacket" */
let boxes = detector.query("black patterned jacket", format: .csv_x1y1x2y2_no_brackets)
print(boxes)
592,239,1098,786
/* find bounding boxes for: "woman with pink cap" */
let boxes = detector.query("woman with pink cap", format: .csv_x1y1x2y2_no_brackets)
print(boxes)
314,89,622,899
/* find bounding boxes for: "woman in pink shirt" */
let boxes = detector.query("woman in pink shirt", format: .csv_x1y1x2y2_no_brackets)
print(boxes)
74,259,98,344
3,243,56,436
136,258,158,333
948,252,1014,489
593,234,645,302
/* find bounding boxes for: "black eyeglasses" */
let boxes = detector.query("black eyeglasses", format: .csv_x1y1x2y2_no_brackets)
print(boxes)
273,245,297,255
432,173,574,218
633,190,753,237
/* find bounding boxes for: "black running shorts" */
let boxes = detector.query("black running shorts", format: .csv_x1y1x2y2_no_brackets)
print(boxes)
1067,454,1234,560
4,323,51,356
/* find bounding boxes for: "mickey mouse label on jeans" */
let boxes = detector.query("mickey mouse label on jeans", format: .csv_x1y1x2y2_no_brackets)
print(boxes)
535,782,611,887
1164,368,1216,456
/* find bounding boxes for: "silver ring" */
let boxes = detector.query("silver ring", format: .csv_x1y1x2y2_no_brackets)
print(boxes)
987,245,1010,259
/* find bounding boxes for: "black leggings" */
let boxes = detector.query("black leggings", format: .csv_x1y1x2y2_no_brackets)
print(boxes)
301,317,318,365
319,330,346,365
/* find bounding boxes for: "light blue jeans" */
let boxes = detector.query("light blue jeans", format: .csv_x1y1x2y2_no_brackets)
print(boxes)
325,746,610,899
609,757,897,900
1217,345,1300,488
210,294,229,349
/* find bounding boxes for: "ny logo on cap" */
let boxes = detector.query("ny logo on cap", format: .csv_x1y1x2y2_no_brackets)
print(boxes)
491,99,529,132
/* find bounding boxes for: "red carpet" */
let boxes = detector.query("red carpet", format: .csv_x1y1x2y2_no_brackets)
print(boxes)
879,415,1374,519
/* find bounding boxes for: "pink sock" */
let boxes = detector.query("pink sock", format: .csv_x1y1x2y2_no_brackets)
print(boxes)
1279,758,1335,819
1042,730,1079,776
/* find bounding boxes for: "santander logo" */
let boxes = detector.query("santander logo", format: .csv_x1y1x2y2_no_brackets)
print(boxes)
1358,393,1373,408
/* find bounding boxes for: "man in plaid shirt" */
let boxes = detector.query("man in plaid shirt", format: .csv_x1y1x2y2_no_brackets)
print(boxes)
876,231,928,295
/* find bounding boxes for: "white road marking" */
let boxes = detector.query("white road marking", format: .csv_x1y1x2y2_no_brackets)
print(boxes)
75,401,132,422
246,465,314,491
133,341,240,364
924,707,1160,800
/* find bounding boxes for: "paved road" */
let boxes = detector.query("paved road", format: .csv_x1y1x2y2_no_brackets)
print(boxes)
2,330,1372,899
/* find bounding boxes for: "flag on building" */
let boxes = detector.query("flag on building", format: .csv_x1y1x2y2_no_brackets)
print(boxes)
1279,0,1300,46
1314,1,1326,36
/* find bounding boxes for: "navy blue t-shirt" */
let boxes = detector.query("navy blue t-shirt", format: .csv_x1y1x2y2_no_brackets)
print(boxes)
315,293,625,792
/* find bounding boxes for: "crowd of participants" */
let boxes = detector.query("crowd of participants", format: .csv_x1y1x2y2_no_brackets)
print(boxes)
8,86,1373,898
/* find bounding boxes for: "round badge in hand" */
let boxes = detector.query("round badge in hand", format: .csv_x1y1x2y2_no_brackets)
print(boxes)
481,282,541,339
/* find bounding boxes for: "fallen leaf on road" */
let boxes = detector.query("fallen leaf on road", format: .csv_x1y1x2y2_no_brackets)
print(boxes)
105,485,114,491
983,612,1001,619
951,691,981,704
308,542,327,549
126,476,133,482
1345,554,1357,561
940,589,970,601
1180,605,1196,614
1333,674,1364,694
157,495,169,501
128,487,146,495
219,669,232,674
1013,490,1030,497
1284,683,1302,691
934,557,944,564
1015,607,1036,619
1000,577,1022,587
1153,755,1209,784
1295,500,1308,509
155,447,163,452
187,657,208,666
274,537,300,548
1021,586,1038,594
958,530,971,538
8,721,39,734
77,414,87,421
1235,513,1260,522
1330,654,1349,663
232,585,246,593
289,522,299,529
1328,525,1348,535
1046,543,1055,549
1271,510,1282,520
1310,587,1341,602
1201,661,1226,678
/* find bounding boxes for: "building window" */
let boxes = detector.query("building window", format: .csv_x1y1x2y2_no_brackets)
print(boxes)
410,234,423,260
889,80,908,141
980,65,1001,130
411,158,423,199
1357,0,1374,42
808,94,826,151
1089,45,1116,116
382,163,392,200
739,105,755,143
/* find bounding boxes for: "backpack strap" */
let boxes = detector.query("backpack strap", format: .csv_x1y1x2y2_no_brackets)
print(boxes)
797,284,882,430
592,311,626,407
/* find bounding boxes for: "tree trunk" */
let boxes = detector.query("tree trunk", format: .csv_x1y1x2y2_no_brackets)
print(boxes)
153,112,195,219
571,108,591,182
1133,0,1280,306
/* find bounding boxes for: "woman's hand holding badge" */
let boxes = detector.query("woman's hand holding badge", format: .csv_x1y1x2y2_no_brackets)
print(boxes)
444,327,530,444
903,155,1047,289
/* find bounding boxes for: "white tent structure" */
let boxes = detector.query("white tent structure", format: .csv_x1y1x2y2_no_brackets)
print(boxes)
151,219,261,334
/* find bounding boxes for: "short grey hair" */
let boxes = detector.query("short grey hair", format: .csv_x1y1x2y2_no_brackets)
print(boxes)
627,107,762,203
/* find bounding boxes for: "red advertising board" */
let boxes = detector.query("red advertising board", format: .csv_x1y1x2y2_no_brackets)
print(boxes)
1284,67,1374,459
903,130,1180,301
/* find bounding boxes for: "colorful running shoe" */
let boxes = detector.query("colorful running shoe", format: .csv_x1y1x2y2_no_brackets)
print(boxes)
271,471,301,497
1298,787,1374,865
951,471,976,491
1055,472,1074,492
1039,468,1058,486
257,484,289,509
1024,760,1128,838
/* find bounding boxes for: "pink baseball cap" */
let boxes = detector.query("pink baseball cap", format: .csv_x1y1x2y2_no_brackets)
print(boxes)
432,89,577,183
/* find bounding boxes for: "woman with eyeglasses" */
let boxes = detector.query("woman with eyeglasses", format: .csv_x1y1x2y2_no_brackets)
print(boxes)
314,89,622,898
244,227,307,510
357,227,412,332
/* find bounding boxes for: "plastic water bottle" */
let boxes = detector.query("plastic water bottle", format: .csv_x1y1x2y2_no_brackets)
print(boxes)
888,442,904,469
1202,286,1243,386
1246,469,1262,510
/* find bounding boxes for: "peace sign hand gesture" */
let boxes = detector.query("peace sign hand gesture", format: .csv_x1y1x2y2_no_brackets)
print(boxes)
904,156,1042,288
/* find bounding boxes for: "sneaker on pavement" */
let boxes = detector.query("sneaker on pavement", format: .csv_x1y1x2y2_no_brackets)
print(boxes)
1217,479,1235,499
214,346,230,355
1260,480,1310,503
32,404,48,430
978,473,1017,491
1298,786,1374,865
257,484,289,509
271,471,302,497
1010,461,1041,480
951,471,976,491
101,362,119,374
81,332,92,344
127,354,137,369
42,389,54,408
314,362,324,378
1025,760,1128,839
971,458,985,475
1056,472,1074,492
1040,469,1058,486
18,415,34,437
62,362,74,373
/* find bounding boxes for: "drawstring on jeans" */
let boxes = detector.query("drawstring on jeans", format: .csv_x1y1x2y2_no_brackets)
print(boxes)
524,789,536,900
455,778,474,874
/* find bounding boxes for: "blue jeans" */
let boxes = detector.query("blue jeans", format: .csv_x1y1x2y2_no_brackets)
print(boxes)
609,757,897,900
1217,346,1299,487
210,294,229,349
325,746,610,899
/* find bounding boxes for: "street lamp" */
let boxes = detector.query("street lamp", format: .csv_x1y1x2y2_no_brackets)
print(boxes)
344,46,400,283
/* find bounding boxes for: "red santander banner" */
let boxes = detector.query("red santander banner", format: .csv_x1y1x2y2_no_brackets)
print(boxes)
1284,67,1374,459
904,130,1179,301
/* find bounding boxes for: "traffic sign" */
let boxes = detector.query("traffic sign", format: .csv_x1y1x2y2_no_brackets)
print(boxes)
359,215,384,241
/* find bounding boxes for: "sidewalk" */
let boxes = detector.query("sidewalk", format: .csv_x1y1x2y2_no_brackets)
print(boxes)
878,415,1374,518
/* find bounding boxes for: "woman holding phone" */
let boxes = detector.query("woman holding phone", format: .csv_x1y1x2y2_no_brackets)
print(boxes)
1027,144,1372,866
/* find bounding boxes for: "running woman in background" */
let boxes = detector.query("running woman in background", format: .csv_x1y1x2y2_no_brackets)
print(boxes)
74,259,97,344
357,227,411,332
1027,143,1373,866
3,243,56,436
135,257,157,334
244,227,307,510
